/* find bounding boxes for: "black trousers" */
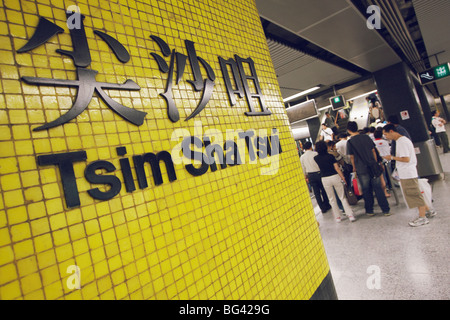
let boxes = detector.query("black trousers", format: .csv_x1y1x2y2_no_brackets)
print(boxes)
437,132,450,153
308,172,330,212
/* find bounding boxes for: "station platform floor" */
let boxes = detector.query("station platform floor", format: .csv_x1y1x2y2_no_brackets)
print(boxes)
313,146,450,300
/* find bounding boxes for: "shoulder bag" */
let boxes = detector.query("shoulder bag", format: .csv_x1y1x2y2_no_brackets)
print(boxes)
348,138,383,179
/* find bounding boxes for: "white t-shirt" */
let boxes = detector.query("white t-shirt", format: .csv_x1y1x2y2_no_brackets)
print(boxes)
335,139,350,164
432,116,446,133
320,128,333,141
395,136,418,179
300,150,320,174
374,138,390,157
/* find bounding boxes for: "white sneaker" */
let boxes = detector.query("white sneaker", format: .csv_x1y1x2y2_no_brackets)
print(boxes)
408,217,429,227
335,217,342,223
348,215,356,222
426,210,437,218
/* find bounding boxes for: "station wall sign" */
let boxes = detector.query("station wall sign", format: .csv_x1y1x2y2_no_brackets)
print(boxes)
0,0,332,301
419,63,450,85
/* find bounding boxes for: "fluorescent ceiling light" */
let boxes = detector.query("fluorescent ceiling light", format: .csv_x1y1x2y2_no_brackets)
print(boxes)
318,105,331,112
283,86,321,103
348,90,378,102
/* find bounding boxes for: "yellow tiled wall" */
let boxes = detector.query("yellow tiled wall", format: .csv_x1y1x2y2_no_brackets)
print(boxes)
0,0,330,299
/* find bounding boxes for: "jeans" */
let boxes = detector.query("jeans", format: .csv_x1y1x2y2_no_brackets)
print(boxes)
308,172,330,212
321,174,354,219
358,172,390,213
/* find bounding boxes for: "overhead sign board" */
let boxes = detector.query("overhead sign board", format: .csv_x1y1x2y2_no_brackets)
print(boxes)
419,63,450,85
330,95,345,110
286,100,318,123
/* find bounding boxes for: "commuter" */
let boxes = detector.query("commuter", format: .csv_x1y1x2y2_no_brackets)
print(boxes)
300,142,332,214
382,124,436,227
367,93,384,123
387,114,412,173
429,116,441,148
387,114,411,140
368,126,376,141
336,133,352,186
346,121,390,216
431,110,450,153
370,104,382,123
324,112,339,136
374,128,391,198
374,128,390,157
335,133,349,162
327,141,345,211
327,141,344,165
320,122,334,142
314,141,356,223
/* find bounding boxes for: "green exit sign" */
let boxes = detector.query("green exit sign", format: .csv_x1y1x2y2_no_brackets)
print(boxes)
434,63,450,79
330,95,345,110
419,63,450,85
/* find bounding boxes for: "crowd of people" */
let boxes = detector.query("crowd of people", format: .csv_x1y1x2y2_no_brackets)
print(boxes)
301,113,447,227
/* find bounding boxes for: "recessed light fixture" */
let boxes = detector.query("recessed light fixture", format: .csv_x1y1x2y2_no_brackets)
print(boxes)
283,86,321,103
348,90,378,101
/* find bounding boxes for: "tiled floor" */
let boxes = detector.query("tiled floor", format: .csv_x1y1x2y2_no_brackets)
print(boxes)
314,146,450,300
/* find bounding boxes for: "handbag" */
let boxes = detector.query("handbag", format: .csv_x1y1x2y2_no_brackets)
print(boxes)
351,172,363,196
343,182,358,205
418,178,433,209
367,161,384,178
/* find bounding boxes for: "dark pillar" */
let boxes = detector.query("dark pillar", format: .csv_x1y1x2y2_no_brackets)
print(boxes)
307,117,321,143
412,75,434,130
374,62,443,177
440,95,450,121
374,62,429,143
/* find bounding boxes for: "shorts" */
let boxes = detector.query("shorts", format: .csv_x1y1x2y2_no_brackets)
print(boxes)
400,178,426,209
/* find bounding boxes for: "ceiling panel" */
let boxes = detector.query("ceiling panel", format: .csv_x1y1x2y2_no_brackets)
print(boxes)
349,44,402,72
255,0,350,35
256,0,402,101
298,7,383,58
256,0,401,71
267,39,317,77
277,59,359,99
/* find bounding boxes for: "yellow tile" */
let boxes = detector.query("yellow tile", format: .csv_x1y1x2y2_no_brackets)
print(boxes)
55,243,73,262
43,183,61,200
0,280,22,299
43,280,63,300
0,50,15,65
17,156,37,171
39,266,58,288
20,272,42,295
0,158,18,175
11,223,31,242
0,263,18,286
85,219,100,235
31,217,50,237
24,289,45,300
53,228,70,246
13,239,34,260
3,81,22,94
69,224,86,241
94,260,109,278
1,173,22,191
4,190,24,208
